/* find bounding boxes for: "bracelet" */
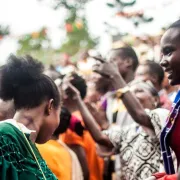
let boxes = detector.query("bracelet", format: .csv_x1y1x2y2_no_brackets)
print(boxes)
116,86,130,99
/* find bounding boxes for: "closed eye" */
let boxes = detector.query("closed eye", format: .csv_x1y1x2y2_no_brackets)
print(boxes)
134,88,144,93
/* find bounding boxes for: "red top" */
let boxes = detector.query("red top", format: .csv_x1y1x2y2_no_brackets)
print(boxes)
153,113,180,179
159,174,177,180
153,173,177,179
170,113,180,168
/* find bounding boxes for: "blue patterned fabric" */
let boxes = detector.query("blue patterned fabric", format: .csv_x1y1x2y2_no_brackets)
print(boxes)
160,90,180,174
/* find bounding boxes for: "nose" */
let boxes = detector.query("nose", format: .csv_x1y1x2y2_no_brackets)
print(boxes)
160,56,169,68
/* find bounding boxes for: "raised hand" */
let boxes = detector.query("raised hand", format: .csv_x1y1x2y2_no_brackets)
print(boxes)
92,56,120,79
66,82,81,100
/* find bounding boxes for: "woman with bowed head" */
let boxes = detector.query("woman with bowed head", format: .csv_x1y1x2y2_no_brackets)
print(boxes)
37,106,83,180
0,55,61,180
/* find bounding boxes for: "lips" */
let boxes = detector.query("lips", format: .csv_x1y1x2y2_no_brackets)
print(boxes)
167,73,173,79
165,70,173,79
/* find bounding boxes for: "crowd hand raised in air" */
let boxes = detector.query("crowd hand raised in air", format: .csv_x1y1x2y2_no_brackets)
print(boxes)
92,56,120,79
61,75,81,101
63,78,81,101
63,78,113,149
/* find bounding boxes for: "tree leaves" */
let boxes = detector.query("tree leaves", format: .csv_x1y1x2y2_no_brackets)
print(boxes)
106,3,115,8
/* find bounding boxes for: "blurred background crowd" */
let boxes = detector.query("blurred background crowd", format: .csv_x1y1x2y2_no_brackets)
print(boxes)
0,0,180,180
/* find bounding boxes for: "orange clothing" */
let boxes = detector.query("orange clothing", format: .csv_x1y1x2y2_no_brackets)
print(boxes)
61,111,104,180
37,140,71,180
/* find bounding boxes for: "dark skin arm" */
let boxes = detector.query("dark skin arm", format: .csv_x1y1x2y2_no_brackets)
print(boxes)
85,102,109,130
93,58,154,132
112,73,154,130
67,83,113,148
68,144,89,180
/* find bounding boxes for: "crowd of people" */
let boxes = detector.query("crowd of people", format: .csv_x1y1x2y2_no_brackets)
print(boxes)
0,19,180,180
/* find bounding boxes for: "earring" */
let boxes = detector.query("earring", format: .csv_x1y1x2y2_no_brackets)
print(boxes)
47,108,52,115
154,102,157,107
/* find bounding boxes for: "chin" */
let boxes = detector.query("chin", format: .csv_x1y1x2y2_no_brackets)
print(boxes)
35,135,51,144
169,79,180,86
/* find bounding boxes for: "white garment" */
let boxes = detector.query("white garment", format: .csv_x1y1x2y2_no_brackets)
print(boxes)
168,91,178,102
106,94,133,125
106,93,135,176
104,108,169,180
0,119,35,134
57,140,83,180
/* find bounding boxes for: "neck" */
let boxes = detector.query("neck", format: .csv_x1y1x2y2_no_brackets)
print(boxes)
124,70,134,83
13,107,44,143
165,85,178,94
155,84,161,92
51,136,58,140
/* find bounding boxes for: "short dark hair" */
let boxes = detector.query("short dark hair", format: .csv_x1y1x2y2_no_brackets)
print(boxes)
112,46,139,71
70,73,87,99
143,60,164,86
0,55,60,110
53,107,71,136
169,19,180,29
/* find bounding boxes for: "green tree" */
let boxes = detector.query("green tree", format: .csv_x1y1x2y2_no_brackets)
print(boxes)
0,25,10,40
107,0,153,27
59,11,97,55
17,27,54,64
52,0,98,56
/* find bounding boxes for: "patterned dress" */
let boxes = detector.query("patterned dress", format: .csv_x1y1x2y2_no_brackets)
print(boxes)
0,120,57,180
104,108,169,180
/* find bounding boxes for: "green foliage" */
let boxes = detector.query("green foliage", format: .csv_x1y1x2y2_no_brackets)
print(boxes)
17,27,54,64
107,0,136,9
37,0,97,56
59,13,98,55
106,0,153,27
107,3,115,8
53,0,91,10
0,25,10,36
133,16,154,27
59,27,98,55
56,1,98,55
118,0,136,7
17,27,49,53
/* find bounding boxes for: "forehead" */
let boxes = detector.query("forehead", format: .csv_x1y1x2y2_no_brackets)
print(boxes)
130,83,151,94
136,65,149,74
108,50,121,59
161,28,180,47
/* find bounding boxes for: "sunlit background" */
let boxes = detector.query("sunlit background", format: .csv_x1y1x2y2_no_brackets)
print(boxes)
0,0,179,65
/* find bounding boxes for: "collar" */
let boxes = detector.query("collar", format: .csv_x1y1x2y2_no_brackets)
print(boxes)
0,119,36,134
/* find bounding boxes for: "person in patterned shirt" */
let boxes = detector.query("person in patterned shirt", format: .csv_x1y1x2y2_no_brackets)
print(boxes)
64,77,168,180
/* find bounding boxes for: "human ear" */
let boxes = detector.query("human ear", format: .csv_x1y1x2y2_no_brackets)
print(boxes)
124,57,133,68
45,99,54,115
152,96,159,108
